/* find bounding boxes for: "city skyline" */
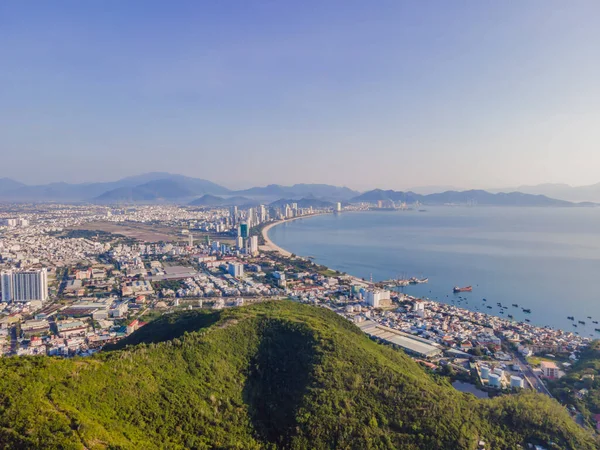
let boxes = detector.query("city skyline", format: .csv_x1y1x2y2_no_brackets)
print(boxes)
2,1,600,190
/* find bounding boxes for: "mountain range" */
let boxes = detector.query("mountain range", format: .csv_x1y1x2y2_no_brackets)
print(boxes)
0,173,358,204
350,189,589,207
0,173,597,207
490,183,600,203
0,302,594,449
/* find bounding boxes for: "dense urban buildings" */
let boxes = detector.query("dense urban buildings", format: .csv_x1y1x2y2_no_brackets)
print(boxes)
0,200,596,433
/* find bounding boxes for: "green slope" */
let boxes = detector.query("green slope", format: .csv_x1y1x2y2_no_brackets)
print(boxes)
0,302,596,449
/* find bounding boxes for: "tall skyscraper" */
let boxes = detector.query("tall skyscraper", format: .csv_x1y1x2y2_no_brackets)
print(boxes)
230,206,238,225
336,202,342,213
1,269,48,303
249,236,259,255
188,233,194,247
259,204,267,223
247,208,254,228
240,223,249,238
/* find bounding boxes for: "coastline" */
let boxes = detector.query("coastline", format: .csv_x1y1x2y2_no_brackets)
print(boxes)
260,213,329,257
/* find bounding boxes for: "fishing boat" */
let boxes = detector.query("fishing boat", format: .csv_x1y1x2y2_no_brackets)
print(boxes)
578,320,586,325
567,316,574,320
595,328,600,332
512,304,518,307
522,308,531,314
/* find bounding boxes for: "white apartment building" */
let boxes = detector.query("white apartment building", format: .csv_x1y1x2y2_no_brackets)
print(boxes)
228,262,244,278
249,236,259,255
1,268,48,302
363,289,391,308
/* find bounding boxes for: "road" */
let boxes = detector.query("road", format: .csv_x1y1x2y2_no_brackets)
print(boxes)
515,353,553,397
9,325,18,355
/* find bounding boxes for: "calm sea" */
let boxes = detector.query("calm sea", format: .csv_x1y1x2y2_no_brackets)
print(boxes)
268,207,600,333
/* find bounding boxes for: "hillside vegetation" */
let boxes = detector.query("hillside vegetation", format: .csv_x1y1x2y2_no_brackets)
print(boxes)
0,302,596,449
550,340,600,426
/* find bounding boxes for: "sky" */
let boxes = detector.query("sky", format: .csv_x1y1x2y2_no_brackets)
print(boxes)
1,1,599,191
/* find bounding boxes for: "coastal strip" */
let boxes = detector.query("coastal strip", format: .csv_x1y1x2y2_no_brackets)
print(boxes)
260,213,328,256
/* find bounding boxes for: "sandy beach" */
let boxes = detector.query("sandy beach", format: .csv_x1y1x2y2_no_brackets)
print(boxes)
260,213,328,256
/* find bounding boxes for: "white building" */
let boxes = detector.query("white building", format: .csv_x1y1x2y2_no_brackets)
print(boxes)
249,236,258,255
259,205,267,223
414,301,427,318
273,271,286,287
228,262,244,278
336,202,342,212
364,289,390,308
1,268,48,302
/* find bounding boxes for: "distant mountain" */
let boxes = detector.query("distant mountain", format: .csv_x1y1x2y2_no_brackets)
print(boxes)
351,189,583,207
493,183,600,203
94,179,196,203
424,190,575,206
235,184,359,201
0,178,26,193
350,189,421,204
189,195,254,207
269,197,334,209
0,173,230,203
405,185,460,195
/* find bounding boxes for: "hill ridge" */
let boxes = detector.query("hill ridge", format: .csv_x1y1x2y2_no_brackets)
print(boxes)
0,302,594,449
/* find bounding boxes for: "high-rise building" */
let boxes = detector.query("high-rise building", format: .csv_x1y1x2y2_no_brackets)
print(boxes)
336,202,342,213
247,208,254,228
1,269,48,303
240,223,249,238
249,236,258,255
237,236,244,249
230,206,238,225
259,205,267,223
188,233,194,247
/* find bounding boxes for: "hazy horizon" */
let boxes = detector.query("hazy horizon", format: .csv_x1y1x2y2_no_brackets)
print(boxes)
3,170,600,194
2,1,599,190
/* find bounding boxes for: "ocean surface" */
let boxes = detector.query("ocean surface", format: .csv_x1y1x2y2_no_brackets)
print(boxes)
268,207,600,333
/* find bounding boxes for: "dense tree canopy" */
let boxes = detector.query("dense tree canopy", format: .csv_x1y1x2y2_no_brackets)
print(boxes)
0,302,596,449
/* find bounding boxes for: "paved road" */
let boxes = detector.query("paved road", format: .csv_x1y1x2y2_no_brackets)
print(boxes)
516,353,553,397
9,325,18,354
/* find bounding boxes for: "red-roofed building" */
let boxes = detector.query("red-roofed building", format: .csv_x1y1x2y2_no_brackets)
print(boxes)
126,319,147,335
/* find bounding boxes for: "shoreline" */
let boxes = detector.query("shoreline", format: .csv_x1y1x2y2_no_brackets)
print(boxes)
260,213,330,257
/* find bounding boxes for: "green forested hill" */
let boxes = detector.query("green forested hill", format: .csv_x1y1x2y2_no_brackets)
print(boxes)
0,302,596,449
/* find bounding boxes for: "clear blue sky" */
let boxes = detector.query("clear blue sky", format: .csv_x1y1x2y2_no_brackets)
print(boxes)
1,1,599,190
